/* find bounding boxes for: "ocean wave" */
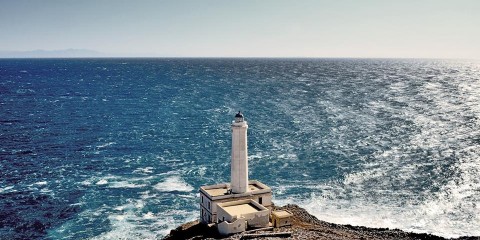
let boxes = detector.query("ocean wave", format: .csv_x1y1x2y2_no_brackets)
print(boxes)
154,176,194,193
3,58,479,239
0,186,15,193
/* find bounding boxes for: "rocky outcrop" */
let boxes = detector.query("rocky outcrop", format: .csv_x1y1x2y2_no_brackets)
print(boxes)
163,204,479,240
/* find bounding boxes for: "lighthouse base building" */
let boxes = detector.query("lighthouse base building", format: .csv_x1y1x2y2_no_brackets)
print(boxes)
199,180,272,224
199,112,273,235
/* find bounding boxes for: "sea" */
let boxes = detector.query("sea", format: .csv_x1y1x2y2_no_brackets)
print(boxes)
1,58,479,239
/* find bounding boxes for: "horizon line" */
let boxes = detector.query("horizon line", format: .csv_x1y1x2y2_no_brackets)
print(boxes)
0,56,478,60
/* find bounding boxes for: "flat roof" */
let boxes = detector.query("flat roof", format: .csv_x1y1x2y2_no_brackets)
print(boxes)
247,184,261,192
223,203,261,216
272,210,293,218
201,181,269,198
204,186,228,197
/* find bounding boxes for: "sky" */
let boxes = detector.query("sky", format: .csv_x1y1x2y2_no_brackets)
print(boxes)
0,0,479,58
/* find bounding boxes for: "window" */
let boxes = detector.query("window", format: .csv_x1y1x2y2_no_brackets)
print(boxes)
208,201,211,210
259,197,263,204
201,196,203,204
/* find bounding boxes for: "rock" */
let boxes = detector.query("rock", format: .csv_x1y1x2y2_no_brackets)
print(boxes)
162,204,480,240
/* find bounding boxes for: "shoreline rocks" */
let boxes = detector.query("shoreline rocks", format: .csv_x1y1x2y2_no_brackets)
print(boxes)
163,204,479,240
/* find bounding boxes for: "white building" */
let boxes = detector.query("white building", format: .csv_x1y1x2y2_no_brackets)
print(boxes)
216,199,270,235
199,112,273,228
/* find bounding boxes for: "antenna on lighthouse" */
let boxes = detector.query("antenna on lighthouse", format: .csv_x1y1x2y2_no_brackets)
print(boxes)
231,111,249,194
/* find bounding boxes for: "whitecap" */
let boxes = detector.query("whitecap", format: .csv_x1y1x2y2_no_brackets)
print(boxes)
96,179,108,185
277,153,297,160
16,89,35,94
92,213,158,240
197,166,206,177
154,176,193,192
40,188,52,193
89,200,196,240
133,167,154,174
96,142,115,149
248,153,265,160
34,181,48,186
80,180,92,186
109,181,146,189
143,212,155,219
0,186,14,193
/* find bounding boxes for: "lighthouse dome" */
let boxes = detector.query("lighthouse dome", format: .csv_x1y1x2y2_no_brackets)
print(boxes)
234,111,244,122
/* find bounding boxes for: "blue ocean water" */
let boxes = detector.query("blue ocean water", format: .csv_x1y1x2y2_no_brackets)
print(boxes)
1,58,479,239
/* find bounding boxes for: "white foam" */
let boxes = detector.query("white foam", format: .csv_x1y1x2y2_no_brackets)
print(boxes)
34,181,48,186
0,186,14,193
96,179,108,185
92,212,159,240
197,166,206,177
109,181,146,189
91,174,156,189
139,190,157,200
133,167,154,174
40,188,52,193
275,159,480,238
248,153,264,160
88,198,197,240
143,212,155,219
277,153,297,160
96,142,116,149
80,180,92,186
154,176,193,192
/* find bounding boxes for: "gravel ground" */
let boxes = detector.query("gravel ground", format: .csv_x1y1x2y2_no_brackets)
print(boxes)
163,204,479,240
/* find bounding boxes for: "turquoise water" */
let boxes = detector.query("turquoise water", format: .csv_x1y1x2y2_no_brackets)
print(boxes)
1,58,479,239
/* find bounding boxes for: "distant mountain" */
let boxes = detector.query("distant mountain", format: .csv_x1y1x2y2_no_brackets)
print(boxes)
0,49,107,58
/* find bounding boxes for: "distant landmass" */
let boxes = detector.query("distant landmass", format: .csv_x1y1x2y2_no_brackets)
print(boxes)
0,49,107,58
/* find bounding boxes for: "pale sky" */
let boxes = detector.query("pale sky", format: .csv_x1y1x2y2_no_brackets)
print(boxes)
0,0,479,58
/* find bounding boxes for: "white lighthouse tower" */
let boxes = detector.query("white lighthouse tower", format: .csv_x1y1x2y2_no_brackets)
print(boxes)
231,111,248,194
199,112,272,226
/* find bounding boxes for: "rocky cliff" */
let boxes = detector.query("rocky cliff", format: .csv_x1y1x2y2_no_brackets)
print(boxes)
163,204,479,240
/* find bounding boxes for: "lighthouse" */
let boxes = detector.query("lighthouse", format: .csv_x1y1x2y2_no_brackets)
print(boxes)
199,112,272,226
231,111,248,194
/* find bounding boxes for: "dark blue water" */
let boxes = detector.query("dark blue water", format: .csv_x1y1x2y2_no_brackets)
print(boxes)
1,58,479,239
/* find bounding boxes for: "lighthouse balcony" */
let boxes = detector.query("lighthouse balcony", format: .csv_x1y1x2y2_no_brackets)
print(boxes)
201,180,271,198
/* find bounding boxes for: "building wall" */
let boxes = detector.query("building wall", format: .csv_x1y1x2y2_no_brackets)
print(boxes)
244,212,270,228
199,192,213,223
216,205,235,223
217,217,246,236
272,216,292,228
253,194,272,207
231,121,248,194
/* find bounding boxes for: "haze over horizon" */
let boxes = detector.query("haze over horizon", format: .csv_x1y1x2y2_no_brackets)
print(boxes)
1,0,479,59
